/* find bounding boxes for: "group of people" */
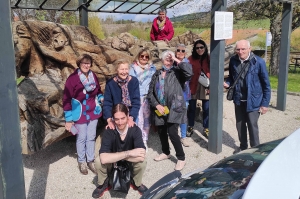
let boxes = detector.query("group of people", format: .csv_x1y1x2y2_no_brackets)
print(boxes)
62,8,271,199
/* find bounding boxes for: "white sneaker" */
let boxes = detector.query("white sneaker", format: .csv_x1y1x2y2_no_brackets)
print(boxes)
143,141,148,152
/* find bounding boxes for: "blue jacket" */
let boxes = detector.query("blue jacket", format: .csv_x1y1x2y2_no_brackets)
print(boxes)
103,76,140,120
226,53,271,112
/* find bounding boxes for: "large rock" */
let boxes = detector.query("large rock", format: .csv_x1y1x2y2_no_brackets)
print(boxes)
14,20,133,154
14,20,232,154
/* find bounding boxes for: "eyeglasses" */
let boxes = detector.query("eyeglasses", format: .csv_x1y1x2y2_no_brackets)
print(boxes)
235,48,248,52
176,49,185,53
196,46,205,50
81,62,91,65
140,55,149,59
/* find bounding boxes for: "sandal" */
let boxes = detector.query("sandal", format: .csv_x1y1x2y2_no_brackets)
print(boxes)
154,153,171,161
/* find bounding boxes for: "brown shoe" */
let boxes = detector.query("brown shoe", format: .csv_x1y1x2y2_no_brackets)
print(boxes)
174,160,186,171
181,138,190,147
154,153,171,161
87,162,97,174
78,162,88,175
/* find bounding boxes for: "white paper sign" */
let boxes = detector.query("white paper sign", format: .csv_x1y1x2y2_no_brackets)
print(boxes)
266,32,272,46
214,11,233,40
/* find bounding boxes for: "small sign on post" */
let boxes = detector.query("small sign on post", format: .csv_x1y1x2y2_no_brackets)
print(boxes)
265,32,272,62
214,11,233,40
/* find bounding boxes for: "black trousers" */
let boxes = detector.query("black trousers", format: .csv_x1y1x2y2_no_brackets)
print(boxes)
234,102,260,150
157,123,185,161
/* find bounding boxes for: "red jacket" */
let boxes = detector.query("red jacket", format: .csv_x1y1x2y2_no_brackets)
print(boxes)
188,56,210,95
150,17,174,41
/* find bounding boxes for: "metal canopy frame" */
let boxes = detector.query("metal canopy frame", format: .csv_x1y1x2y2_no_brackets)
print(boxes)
10,0,184,15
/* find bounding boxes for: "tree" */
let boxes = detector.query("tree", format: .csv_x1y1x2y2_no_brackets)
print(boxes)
88,13,105,39
229,0,300,75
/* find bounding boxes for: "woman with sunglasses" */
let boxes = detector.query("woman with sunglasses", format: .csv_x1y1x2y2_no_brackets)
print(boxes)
63,54,104,175
129,48,156,151
187,39,210,138
174,44,192,147
147,50,193,171
103,59,140,131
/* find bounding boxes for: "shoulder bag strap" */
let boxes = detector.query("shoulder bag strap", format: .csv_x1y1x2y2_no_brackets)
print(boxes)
230,63,249,88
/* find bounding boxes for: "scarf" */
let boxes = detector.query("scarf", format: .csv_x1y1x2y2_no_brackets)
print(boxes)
115,76,131,107
78,69,96,92
157,18,166,30
162,65,173,71
136,61,149,70
132,61,151,85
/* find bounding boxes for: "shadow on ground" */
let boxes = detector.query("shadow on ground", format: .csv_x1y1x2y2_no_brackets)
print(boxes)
23,136,77,199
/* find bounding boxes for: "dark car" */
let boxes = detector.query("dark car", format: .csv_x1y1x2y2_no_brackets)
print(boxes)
141,129,300,199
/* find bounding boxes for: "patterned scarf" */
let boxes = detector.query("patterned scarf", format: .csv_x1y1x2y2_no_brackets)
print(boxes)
157,18,166,30
132,61,151,85
162,65,173,71
136,60,149,70
156,70,166,105
115,76,131,107
78,69,96,92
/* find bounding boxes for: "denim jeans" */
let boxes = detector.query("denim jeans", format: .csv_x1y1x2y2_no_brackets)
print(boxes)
75,119,98,163
180,101,189,138
188,99,209,128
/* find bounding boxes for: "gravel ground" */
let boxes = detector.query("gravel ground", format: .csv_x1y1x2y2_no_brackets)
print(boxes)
23,91,300,199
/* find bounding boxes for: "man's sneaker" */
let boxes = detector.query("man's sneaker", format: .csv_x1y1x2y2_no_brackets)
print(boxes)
92,178,111,198
203,128,209,138
130,179,148,195
78,162,88,175
186,126,194,137
180,138,190,147
87,161,97,174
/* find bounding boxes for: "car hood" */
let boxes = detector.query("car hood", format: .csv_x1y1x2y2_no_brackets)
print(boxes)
142,139,282,199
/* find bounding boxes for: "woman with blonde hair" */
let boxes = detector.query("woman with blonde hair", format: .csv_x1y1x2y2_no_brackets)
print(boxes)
103,59,140,130
129,48,156,151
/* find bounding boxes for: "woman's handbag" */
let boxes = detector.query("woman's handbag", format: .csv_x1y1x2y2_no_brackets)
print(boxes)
198,71,210,87
110,160,131,193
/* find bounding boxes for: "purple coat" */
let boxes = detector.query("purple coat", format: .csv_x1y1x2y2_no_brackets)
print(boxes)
63,70,103,124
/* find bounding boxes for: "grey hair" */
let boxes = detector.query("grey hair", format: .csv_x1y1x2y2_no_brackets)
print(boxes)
235,40,251,48
161,50,175,61
176,43,186,48
158,8,167,14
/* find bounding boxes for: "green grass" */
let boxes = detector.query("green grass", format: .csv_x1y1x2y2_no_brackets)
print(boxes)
17,77,25,85
269,71,300,93
233,19,270,29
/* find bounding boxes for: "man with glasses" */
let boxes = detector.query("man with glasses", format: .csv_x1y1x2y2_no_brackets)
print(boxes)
224,40,271,153
174,44,192,147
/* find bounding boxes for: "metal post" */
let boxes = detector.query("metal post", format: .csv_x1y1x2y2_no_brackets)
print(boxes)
277,2,293,111
79,0,88,27
208,0,227,154
0,1,26,199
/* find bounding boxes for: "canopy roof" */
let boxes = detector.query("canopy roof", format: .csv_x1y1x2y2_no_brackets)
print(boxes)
10,0,185,14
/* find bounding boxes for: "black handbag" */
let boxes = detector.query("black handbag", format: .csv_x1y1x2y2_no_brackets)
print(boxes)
226,63,249,101
110,160,131,193
109,131,131,193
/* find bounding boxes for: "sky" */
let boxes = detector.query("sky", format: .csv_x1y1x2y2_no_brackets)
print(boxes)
97,0,212,22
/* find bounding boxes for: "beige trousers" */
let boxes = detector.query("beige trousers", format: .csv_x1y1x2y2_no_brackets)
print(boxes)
95,155,147,187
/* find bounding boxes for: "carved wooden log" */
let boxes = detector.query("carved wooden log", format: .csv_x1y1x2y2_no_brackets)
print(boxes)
13,20,233,154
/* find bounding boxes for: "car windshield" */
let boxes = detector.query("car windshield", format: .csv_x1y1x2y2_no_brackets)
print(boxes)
162,139,282,199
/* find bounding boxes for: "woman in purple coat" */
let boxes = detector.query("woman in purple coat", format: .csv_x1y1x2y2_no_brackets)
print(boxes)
63,54,104,175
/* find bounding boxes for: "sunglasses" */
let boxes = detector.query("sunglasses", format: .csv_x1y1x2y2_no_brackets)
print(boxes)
176,49,185,53
140,54,149,59
196,46,205,50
